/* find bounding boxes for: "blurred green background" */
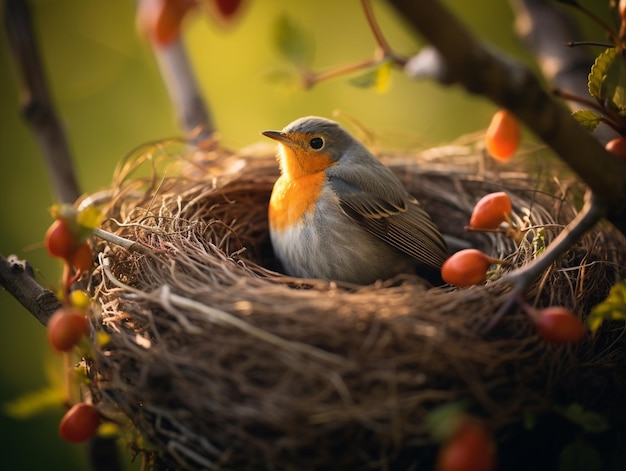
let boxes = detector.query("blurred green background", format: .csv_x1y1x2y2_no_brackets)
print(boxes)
0,0,607,469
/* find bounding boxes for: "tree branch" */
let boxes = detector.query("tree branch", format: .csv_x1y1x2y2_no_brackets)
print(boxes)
3,0,81,204
510,0,616,142
0,253,60,326
151,36,215,146
503,192,606,287
388,0,626,236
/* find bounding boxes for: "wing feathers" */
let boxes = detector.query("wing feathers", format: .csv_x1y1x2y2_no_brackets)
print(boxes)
328,174,448,269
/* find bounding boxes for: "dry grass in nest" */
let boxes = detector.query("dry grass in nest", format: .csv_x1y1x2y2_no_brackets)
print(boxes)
81,140,626,470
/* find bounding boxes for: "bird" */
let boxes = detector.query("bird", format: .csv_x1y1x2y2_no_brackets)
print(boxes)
262,116,448,285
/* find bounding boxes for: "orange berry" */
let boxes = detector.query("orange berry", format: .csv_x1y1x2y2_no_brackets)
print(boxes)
532,306,586,344
469,192,512,230
59,403,101,443
71,242,93,273
441,249,494,287
47,308,89,352
436,418,496,471
605,137,626,159
45,219,77,260
485,110,520,162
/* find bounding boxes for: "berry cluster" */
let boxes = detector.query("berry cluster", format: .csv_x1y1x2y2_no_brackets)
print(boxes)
439,112,586,346
44,205,102,443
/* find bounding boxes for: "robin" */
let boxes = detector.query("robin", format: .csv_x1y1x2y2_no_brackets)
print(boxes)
262,116,448,285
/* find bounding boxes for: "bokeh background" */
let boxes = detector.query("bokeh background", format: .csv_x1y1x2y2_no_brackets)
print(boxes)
0,0,607,469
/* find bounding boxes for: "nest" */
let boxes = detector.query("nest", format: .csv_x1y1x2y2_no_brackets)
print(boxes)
83,141,626,470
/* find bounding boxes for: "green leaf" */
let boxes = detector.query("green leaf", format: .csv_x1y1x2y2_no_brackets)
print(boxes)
558,439,602,471
587,279,626,333
349,68,379,89
588,48,618,100
571,109,603,132
349,61,393,93
557,403,608,434
602,52,626,112
423,401,469,442
375,61,392,93
2,386,65,419
272,15,313,68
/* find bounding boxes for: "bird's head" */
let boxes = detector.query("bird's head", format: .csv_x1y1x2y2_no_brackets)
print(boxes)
262,116,356,179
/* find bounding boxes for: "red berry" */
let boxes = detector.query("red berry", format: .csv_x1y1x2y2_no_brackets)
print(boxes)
485,110,521,162
47,308,89,352
72,242,93,273
59,403,101,443
469,192,512,230
436,419,496,471
605,137,626,159
45,219,77,260
441,249,495,287
213,0,243,18
532,306,586,344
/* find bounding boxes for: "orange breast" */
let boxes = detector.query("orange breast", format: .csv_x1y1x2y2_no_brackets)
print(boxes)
269,172,327,232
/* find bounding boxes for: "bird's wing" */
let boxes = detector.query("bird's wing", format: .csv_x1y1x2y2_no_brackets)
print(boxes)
327,171,448,269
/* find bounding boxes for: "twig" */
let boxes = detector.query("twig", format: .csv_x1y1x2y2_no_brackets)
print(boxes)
482,194,606,332
92,227,157,259
511,0,593,104
360,0,403,63
510,0,617,141
501,192,607,289
0,253,61,326
565,41,615,48
151,36,215,146
388,0,626,237
299,0,408,88
302,56,386,88
555,0,619,45
3,0,80,203
553,89,625,134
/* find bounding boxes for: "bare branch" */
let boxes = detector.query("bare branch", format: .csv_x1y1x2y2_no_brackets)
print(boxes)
503,193,606,288
151,37,215,146
0,253,60,326
388,0,626,236
3,0,81,204
510,0,616,142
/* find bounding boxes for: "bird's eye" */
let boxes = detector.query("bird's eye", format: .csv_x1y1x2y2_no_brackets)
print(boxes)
309,137,324,150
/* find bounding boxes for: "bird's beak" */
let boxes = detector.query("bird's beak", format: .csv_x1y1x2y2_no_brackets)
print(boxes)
261,130,292,145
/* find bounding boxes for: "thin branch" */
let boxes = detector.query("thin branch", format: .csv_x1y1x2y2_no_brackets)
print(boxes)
151,36,215,147
361,0,393,59
502,193,607,288
302,56,385,88
92,227,157,259
510,0,617,142
0,253,60,326
555,0,619,45
388,0,626,236
3,0,80,204
481,194,606,332
553,89,625,133
565,41,615,48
